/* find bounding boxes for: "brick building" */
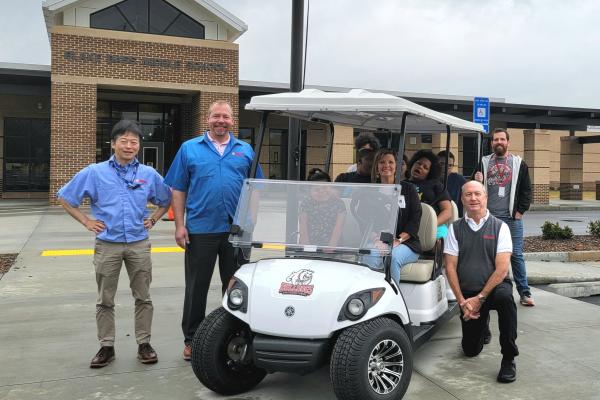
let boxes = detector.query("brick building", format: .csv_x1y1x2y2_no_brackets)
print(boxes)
1,0,600,203
1,0,244,203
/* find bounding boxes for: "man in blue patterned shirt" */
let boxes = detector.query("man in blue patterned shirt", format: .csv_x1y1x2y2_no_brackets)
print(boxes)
58,120,171,368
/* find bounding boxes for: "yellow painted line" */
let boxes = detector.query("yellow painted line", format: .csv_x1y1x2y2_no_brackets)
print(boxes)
42,249,94,256
42,247,184,257
261,243,286,250
152,247,184,253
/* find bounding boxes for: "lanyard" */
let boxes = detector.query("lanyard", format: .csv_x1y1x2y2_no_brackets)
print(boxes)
492,154,511,187
112,161,140,189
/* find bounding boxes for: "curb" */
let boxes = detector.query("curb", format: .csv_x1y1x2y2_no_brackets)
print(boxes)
525,251,600,262
545,281,600,298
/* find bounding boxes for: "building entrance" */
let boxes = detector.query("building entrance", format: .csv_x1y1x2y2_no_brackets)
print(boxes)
96,100,180,175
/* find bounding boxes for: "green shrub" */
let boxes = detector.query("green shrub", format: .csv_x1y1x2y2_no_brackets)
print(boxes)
541,221,573,240
588,220,600,238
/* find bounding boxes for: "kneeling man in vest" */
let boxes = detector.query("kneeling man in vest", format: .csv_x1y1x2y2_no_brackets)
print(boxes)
444,180,518,383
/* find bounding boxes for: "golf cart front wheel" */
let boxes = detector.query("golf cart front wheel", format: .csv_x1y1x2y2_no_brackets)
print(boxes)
330,317,413,400
191,307,266,395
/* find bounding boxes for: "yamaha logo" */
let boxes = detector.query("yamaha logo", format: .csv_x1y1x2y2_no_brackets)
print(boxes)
284,306,295,317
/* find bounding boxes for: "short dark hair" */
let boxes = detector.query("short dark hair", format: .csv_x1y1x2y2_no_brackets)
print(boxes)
357,147,376,163
355,132,381,151
307,168,331,182
111,119,143,141
492,128,509,141
437,150,455,161
406,150,441,180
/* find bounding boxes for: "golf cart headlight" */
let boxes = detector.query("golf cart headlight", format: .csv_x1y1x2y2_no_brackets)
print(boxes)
347,298,365,316
338,288,385,321
229,288,244,307
226,277,249,313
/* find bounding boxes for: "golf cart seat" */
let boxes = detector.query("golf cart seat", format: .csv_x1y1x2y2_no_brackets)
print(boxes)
449,200,459,224
400,203,437,283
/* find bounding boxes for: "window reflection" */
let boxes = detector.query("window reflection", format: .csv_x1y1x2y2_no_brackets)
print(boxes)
91,0,205,39
4,118,50,191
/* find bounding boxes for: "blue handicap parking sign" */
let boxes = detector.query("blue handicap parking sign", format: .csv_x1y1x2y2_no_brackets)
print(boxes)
473,97,490,133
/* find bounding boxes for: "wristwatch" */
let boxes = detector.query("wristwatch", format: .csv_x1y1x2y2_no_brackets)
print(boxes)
150,218,156,226
478,294,487,304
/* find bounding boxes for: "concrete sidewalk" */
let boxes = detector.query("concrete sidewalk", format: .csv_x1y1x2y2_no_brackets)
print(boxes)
1,211,600,399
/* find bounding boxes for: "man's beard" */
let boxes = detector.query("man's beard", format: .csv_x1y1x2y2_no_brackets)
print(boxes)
494,145,506,156
211,127,228,136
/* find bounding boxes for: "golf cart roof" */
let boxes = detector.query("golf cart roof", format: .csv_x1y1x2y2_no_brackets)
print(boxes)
245,89,485,134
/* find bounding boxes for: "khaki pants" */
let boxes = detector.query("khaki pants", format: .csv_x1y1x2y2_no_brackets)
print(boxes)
94,239,153,346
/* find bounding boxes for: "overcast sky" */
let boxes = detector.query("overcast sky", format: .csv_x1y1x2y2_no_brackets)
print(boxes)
2,0,599,108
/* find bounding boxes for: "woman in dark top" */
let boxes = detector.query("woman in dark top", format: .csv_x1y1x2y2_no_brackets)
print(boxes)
371,149,421,285
405,150,452,239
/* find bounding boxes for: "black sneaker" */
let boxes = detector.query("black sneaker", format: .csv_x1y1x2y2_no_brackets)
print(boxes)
90,346,115,368
497,358,517,383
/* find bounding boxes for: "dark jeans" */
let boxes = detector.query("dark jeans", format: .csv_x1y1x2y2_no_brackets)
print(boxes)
498,216,531,296
182,233,241,344
460,281,519,360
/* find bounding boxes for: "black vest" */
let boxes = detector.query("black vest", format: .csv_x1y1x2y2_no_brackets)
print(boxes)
453,215,503,292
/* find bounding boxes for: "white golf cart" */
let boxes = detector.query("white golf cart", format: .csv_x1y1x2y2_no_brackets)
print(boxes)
191,89,485,400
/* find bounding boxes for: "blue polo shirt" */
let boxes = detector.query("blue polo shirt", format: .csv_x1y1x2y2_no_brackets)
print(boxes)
57,156,172,243
164,132,263,234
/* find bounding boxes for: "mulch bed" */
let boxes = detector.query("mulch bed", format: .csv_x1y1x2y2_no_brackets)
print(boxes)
524,235,600,253
0,254,18,274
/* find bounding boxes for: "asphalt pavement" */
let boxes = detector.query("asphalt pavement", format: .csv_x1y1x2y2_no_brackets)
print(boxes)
1,203,600,399
523,210,599,237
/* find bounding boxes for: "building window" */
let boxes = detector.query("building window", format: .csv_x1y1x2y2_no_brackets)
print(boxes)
91,0,205,39
3,118,50,192
238,127,254,147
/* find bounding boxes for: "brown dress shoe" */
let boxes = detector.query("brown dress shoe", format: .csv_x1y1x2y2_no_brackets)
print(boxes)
183,344,192,361
90,346,115,368
138,343,158,364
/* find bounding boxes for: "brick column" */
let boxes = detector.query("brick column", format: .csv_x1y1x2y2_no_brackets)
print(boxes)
180,102,193,141
579,130,600,191
49,82,97,205
523,129,550,204
330,124,354,178
560,136,583,200
431,131,459,159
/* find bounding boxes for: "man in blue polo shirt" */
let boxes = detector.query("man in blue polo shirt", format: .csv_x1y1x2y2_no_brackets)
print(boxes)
58,120,171,368
165,100,262,360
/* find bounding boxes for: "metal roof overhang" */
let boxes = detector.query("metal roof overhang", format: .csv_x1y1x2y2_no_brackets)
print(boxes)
245,89,485,134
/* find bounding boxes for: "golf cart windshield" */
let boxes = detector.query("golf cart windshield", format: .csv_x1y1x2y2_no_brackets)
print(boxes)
230,179,402,261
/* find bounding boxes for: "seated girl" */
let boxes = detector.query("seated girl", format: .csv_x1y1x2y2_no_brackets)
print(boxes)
405,150,452,239
299,168,346,249
371,149,422,285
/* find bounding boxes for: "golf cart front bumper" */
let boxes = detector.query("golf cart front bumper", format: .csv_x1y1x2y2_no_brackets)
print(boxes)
252,334,330,374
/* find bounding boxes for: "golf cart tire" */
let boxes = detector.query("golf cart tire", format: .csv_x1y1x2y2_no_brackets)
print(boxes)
330,317,413,400
191,307,267,395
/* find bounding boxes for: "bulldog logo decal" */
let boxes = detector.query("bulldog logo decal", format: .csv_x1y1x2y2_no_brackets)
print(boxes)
279,269,314,296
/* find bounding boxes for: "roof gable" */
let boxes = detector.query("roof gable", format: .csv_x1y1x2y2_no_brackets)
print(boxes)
43,0,246,41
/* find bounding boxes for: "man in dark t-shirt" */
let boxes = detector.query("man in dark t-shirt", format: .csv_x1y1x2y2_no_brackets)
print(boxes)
335,148,375,183
437,150,467,217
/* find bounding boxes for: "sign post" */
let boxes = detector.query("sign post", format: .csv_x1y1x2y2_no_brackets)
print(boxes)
473,97,490,133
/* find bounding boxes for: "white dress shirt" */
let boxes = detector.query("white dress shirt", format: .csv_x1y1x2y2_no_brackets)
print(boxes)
444,210,513,256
